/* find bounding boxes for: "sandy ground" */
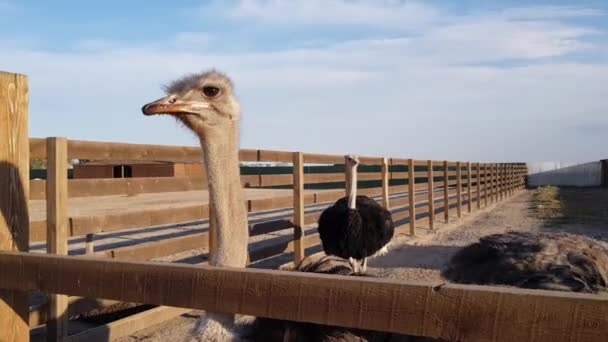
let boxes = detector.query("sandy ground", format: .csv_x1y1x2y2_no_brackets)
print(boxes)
40,187,608,341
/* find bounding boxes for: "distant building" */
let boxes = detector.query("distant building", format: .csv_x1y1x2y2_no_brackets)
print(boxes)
73,160,203,179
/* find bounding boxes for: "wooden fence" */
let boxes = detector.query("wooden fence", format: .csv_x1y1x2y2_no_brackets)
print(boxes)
4,71,603,342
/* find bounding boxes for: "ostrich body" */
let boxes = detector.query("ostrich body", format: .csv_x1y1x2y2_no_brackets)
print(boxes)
442,231,608,293
142,70,248,341
318,155,395,273
242,255,394,342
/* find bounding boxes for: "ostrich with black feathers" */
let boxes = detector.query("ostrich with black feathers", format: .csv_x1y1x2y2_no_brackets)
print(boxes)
317,155,395,274
441,231,608,293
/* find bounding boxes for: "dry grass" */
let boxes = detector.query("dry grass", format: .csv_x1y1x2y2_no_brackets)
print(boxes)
531,185,562,219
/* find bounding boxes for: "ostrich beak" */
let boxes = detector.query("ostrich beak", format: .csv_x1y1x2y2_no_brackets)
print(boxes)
141,95,209,116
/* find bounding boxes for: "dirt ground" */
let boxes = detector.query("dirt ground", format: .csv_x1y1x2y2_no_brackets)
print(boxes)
97,188,608,341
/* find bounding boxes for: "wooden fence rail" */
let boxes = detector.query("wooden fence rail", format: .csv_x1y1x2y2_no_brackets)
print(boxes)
1,252,607,342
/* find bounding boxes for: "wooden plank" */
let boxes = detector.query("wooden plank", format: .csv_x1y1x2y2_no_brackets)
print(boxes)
493,164,498,203
30,137,46,158
303,153,343,165
304,172,380,184
260,174,293,187
408,159,415,236
66,139,203,162
311,191,344,205
46,137,69,341
467,162,472,213
292,152,305,263
0,71,29,342
101,232,209,262
2,252,608,342
30,176,278,200
476,163,482,209
30,179,45,200
357,156,383,165
427,160,434,230
443,161,449,223
391,171,429,179
258,149,292,163
69,204,209,236
65,306,190,342
381,158,389,208
456,161,462,218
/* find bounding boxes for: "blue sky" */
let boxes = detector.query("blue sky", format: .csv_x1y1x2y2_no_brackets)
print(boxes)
1,0,607,162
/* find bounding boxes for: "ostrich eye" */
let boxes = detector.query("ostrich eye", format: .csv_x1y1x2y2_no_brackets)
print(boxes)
202,86,221,98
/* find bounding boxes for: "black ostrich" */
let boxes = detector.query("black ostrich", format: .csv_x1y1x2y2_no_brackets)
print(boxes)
317,155,395,274
441,231,608,293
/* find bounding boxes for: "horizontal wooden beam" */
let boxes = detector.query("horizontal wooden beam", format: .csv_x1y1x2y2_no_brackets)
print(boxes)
1,252,606,341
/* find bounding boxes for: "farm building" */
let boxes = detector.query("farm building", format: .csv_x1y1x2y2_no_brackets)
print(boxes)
73,160,203,179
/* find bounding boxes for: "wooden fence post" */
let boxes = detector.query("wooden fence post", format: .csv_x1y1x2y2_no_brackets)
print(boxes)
483,164,488,207
456,161,462,218
493,163,498,203
46,137,69,341
476,163,481,209
427,160,434,230
381,158,390,209
408,159,416,236
0,71,30,342
500,164,508,200
466,162,472,213
292,152,305,264
509,163,515,196
443,161,449,223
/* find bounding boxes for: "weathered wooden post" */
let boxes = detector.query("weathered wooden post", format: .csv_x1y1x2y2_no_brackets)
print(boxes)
46,137,69,341
443,161,449,223
456,161,462,218
476,163,481,209
0,71,30,342
427,160,434,230
381,158,390,209
292,152,305,263
466,162,472,213
408,159,415,236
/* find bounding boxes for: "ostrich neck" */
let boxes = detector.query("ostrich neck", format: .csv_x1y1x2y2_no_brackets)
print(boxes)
346,165,358,209
200,121,248,268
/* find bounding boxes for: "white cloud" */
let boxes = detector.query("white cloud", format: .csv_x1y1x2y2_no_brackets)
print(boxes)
221,0,442,29
1,1,606,162
498,5,605,20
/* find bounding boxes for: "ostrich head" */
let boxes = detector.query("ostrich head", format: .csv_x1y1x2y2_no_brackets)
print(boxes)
345,155,360,168
142,70,240,137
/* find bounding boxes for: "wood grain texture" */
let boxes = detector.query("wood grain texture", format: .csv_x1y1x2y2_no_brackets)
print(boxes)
466,162,472,213
292,152,305,263
427,160,434,230
443,160,449,223
476,163,482,209
1,252,607,342
381,158,390,208
408,159,415,236
46,137,69,341
0,71,30,342
456,161,462,218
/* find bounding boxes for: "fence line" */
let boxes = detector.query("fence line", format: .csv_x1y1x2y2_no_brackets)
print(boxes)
1,72,537,342
1,251,607,342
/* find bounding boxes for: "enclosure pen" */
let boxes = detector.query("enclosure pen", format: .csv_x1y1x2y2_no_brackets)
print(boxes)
1,71,580,342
